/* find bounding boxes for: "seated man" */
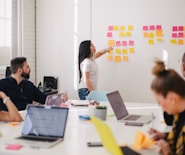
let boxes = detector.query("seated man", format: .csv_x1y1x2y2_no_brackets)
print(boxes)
0,57,67,111
0,91,22,122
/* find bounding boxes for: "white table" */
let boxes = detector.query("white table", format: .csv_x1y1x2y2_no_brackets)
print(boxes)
0,101,171,155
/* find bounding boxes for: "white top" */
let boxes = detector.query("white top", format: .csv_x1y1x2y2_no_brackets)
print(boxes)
78,58,98,90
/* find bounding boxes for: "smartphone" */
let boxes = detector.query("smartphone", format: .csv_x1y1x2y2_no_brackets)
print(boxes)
125,122,143,126
87,142,103,147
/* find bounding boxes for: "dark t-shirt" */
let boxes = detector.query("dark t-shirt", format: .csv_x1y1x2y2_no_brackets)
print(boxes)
0,77,47,111
164,111,174,125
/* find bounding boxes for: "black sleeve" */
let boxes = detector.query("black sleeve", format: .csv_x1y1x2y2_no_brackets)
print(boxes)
33,85,47,104
163,111,173,125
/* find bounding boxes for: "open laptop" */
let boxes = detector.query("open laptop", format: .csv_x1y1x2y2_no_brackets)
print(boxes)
45,93,64,107
91,116,140,155
106,91,153,124
6,105,69,148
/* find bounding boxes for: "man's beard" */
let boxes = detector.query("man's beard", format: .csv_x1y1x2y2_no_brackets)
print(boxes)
21,71,30,79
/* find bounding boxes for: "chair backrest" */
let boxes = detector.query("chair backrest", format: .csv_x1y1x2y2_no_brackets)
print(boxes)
87,90,108,102
5,66,11,77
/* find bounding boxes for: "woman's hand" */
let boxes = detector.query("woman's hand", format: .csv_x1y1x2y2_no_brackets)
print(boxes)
105,47,113,52
156,139,171,155
148,128,166,140
61,93,68,103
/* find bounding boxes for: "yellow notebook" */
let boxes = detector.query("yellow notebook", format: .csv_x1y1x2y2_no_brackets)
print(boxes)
91,116,140,155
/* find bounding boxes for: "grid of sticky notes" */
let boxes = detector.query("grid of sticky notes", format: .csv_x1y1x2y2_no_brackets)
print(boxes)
106,25,135,62
143,25,163,44
170,26,185,45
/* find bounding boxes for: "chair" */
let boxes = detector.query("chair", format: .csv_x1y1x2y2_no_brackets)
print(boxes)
5,66,11,77
87,90,108,102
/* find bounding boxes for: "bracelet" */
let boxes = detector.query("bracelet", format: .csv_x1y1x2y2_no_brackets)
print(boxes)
3,97,10,104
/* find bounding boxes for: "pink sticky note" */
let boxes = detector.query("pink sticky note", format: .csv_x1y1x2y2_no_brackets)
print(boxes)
172,26,178,31
172,33,177,38
108,26,113,31
116,41,121,46
129,40,134,46
156,25,162,30
5,144,23,150
143,26,148,31
122,41,127,46
178,33,184,38
149,25,155,30
107,32,112,37
178,26,184,31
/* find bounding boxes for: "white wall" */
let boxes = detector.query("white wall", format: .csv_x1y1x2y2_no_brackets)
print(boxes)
91,0,185,103
36,0,87,99
36,0,185,102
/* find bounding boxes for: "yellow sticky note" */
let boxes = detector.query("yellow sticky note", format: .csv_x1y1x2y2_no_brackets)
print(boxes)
7,122,20,126
149,32,154,38
128,25,134,31
115,49,121,54
120,26,125,31
178,39,184,45
108,40,115,47
170,39,177,44
123,56,128,61
148,39,154,45
122,49,128,54
156,30,163,37
119,32,125,37
143,32,148,38
133,131,154,150
129,48,135,53
107,55,113,61
156,38,163,42
113,26,119,31
126,31,131,37
114,56,121,62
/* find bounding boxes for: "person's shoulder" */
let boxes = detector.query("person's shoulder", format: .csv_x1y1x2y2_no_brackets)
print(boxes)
21,79,35,87
82,58,92,64
0,77,14,84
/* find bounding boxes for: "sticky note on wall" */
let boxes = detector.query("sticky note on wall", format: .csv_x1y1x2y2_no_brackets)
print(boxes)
114,56,121,62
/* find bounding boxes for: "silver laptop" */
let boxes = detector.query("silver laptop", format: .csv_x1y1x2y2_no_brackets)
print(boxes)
6,105,69,148
106,91,153,124
45,93,64,107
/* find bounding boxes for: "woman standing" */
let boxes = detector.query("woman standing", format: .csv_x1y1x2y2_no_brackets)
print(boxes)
78,40,113,100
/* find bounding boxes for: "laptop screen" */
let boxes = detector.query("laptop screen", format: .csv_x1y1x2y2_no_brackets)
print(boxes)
45,93,64,107
22,105,68,138
106,91,129,120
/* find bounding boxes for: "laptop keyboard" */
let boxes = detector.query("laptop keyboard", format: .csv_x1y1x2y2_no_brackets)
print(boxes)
17,136,58,142
124,115,141,121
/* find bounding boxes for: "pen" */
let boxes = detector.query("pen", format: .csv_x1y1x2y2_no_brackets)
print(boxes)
151,113,155,129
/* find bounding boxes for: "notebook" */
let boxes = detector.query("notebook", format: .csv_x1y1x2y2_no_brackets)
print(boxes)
6,105,69,148
45,93,64,107
106,91,153,124
91,116,141,155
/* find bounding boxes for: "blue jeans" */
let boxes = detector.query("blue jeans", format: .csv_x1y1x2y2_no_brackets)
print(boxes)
78,88,90,100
